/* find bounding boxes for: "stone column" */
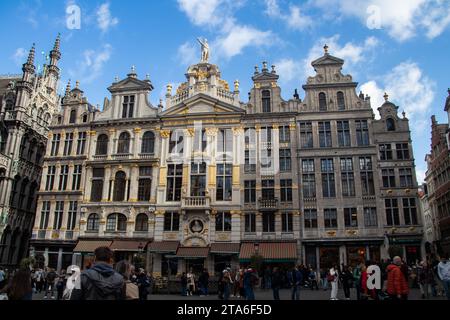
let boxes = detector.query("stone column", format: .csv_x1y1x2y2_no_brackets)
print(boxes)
108,129,116,159
57,248,63,273
154,210,165,241
67,163,74,191
275,211,282,238
231,211,241,242
129,164,139,202
102,166,111,202
272,124,280,176
256,212,263,237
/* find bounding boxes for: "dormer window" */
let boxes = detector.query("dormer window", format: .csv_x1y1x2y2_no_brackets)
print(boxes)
319,92,327,111
82,113,88,123
122,95,135,118
262,90,271,113
57,116,63,124
69,109,77,124
337,91,345,110
386,118,396,131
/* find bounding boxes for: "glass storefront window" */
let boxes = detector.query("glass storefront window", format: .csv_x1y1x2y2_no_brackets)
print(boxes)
319,247,339,269
347,247,366,267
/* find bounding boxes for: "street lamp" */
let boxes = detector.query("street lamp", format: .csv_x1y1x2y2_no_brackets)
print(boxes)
254,242,259,256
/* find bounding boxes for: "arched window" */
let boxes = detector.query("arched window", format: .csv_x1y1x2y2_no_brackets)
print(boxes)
37,108,44,120
82,114,88,123
87,213,100,231
28,139,37,161
0,126,8,153
44,113,51,124
135,213,148,232
36,144,45,164
141,131,155,154
117,132,130,154
337,91,345,110
262,90,271,113
57,116,63,124
113,171,127,201
5,100,14,111
106,213,127,232
69,109,77,124
319,92,327,111
386,118,396,131
96,134,109,155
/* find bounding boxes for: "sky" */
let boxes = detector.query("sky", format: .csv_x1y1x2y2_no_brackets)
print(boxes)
0,0,449,184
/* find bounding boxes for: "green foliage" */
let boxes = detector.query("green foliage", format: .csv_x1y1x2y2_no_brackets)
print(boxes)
19,257,36,270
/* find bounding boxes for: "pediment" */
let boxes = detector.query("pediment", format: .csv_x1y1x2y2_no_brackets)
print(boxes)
252,71,279,82
311,54,344,67
108,77,153,93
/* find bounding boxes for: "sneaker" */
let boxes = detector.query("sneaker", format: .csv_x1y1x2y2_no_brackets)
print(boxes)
51,296,55,299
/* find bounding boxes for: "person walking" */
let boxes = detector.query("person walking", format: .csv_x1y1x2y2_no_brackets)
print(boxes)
418,261,434,299
238,269,245,298
136,268,150,300
233,269,241,298
180,272,188,296
0,269,33,300
198,269,209,296
340,265,353,300
353,263,362,300
320,268,328,291
56,270,66,300
437,255,450,300
308,268,319,290
386,256,409,300
222,270,233,300
243,268,258,300
329,265,339,300
271,267,282,300
34,268,44,293
71,246,124,300
263,266,272,290
186,270,196,296
115,261,139,300
44,268,57,299
289,265,303,300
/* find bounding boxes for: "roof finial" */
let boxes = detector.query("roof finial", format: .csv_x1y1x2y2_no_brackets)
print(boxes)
402,111,406,119
114,76,119,83
65,79,71,96
75,80,80,89
324,44,329,55
262,61,268,72
254,65,259,75
383,92,389,102
27,43,36,65
271,65,276,74
53,33,61,51
146,73,150,80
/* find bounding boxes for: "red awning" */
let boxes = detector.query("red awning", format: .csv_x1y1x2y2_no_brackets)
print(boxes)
148,241,179,253
210,243,240,254
73,240,112,253
176,247,210,258
110,240,150,252
239,242,297,261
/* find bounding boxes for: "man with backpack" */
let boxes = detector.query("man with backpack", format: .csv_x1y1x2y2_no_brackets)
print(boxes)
288,265,303,300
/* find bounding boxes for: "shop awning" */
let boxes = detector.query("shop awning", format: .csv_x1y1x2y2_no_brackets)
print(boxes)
110,240,150,252
73,240,112,253
210,243,240,254
148,241,179,253
239,242,297,261
176,247,210,258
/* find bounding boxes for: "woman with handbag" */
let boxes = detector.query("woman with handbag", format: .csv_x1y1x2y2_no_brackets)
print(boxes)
329,265,339,300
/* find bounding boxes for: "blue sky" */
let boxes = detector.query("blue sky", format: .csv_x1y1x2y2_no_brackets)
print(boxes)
1,0,449,183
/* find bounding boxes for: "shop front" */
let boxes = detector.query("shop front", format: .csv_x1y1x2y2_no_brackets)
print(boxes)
210,243,240,276
73,239,113,269
239,242,298,273
388,235,423,265
148,241,180,277
109,239,151,270
176,246,210,274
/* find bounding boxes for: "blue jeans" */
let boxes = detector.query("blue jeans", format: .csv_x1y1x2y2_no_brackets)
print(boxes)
245,286,255,300
181,286,187,296
272,287,280,300
291,284,300,300
265,277,272,289
442,280,450,300
223,285,230,300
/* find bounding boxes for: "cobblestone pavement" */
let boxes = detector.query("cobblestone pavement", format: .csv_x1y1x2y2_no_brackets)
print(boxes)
32,288,447,301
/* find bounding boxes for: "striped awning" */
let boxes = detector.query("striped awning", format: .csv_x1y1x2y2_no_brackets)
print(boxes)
210,243,240,254
148,241,179,253
110,240,150,252
239,242,297,261
73,240,113,253
176,247,210,258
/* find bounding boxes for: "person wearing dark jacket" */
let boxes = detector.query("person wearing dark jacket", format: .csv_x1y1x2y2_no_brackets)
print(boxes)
271,267,282,300
288,266,303,300
198,269,210,296
44,268,57,299
180,273,188,296
71,246,124,300
340,266,353,300
136,268,150,300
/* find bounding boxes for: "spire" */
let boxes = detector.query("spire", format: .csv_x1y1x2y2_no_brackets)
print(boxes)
75,80,80,89
53,33,61,52
65,79,71,96
128,65,137,78
27,43,36,65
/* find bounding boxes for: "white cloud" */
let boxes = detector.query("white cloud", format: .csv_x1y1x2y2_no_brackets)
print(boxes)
12,48,27,65
311,0,450,41
97,3,119,33
273,58,302,85
69,44,113,84
360,61,435,119
264,0,313,30
177,0,224,27
177,42,198,66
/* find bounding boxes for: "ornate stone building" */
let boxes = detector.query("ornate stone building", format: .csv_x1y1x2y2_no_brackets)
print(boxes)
0,36,61,267
30,44,424,275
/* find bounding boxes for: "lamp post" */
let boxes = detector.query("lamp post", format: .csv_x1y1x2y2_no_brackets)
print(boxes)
137,242,144,270
254,242,260,256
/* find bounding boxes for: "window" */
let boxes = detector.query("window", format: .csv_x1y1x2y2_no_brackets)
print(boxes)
260,148,273,171
364,207,377,227
344,208,358,228
106,213,127,232
386,118,396,131
217,129,233,161
59,165,69,190
337,121,351,147
53,201,64,230
244,150,256,173
245,128,256,146
141,131,155,154
39,201,50,229
319,122,332,148
138,166,152,201
67,201,77,230
113,171,127,201
135,213,148,232
282,212,293,232
379,144,393,161
191,162,207,197
5,99,14,111
280,179,292,202
360,157,375,196
169,130,184,154
164,212,179,231
87,213,100,231
396,143,410,160
324,209,338,228
340,158,355,197
82,113,88,123
76,132,87,155
96,134,109,155
356,120,369,146
319,92,327,111
279,149,291,171
216,163,232,201
382,169,396,188
166,164,183,201
385,199,400,226
321,159,335,198
302,159,316,198
262,90,271,113
279,126,290,143
117,132,130,154
69,109,76,123
50,134,61,156
45,166,56,191
90,168,105,202
245,213,256,233
244,180,256,203
193,129,207,152
216,212,232,231
72,165,82,190
399,168,414,188
0,127,7,153
304,209,317,229
337,91,345,110
63,133,74,156
263,212,275,232
403,198,418,225
262,179,275,200
122,95,135,118
299,122,313,148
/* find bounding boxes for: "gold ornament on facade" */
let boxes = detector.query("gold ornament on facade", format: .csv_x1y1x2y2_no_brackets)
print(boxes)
166,84,173,95
89,130,97,136
205,127,218,136
134,128,142,133
271,82,277,88
234,79,239,92
176,82,188,95
196,70,209,80
218,79,230,91
326,231,337,237
160,130,171,138
289,123,297,131
254,83,261,89
185,128,195,137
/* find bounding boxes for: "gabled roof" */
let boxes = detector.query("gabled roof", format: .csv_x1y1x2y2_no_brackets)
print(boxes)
252,71,279,82
311,54,344,67
107,76,153,93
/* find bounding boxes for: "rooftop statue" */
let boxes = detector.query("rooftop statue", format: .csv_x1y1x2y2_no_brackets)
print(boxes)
197,37,209,62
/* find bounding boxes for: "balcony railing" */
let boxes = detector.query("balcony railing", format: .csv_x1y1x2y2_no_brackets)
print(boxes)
93,154,107,160
139,153,155,159
112,153,131,160
258,198,279,211
181,196,210,209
